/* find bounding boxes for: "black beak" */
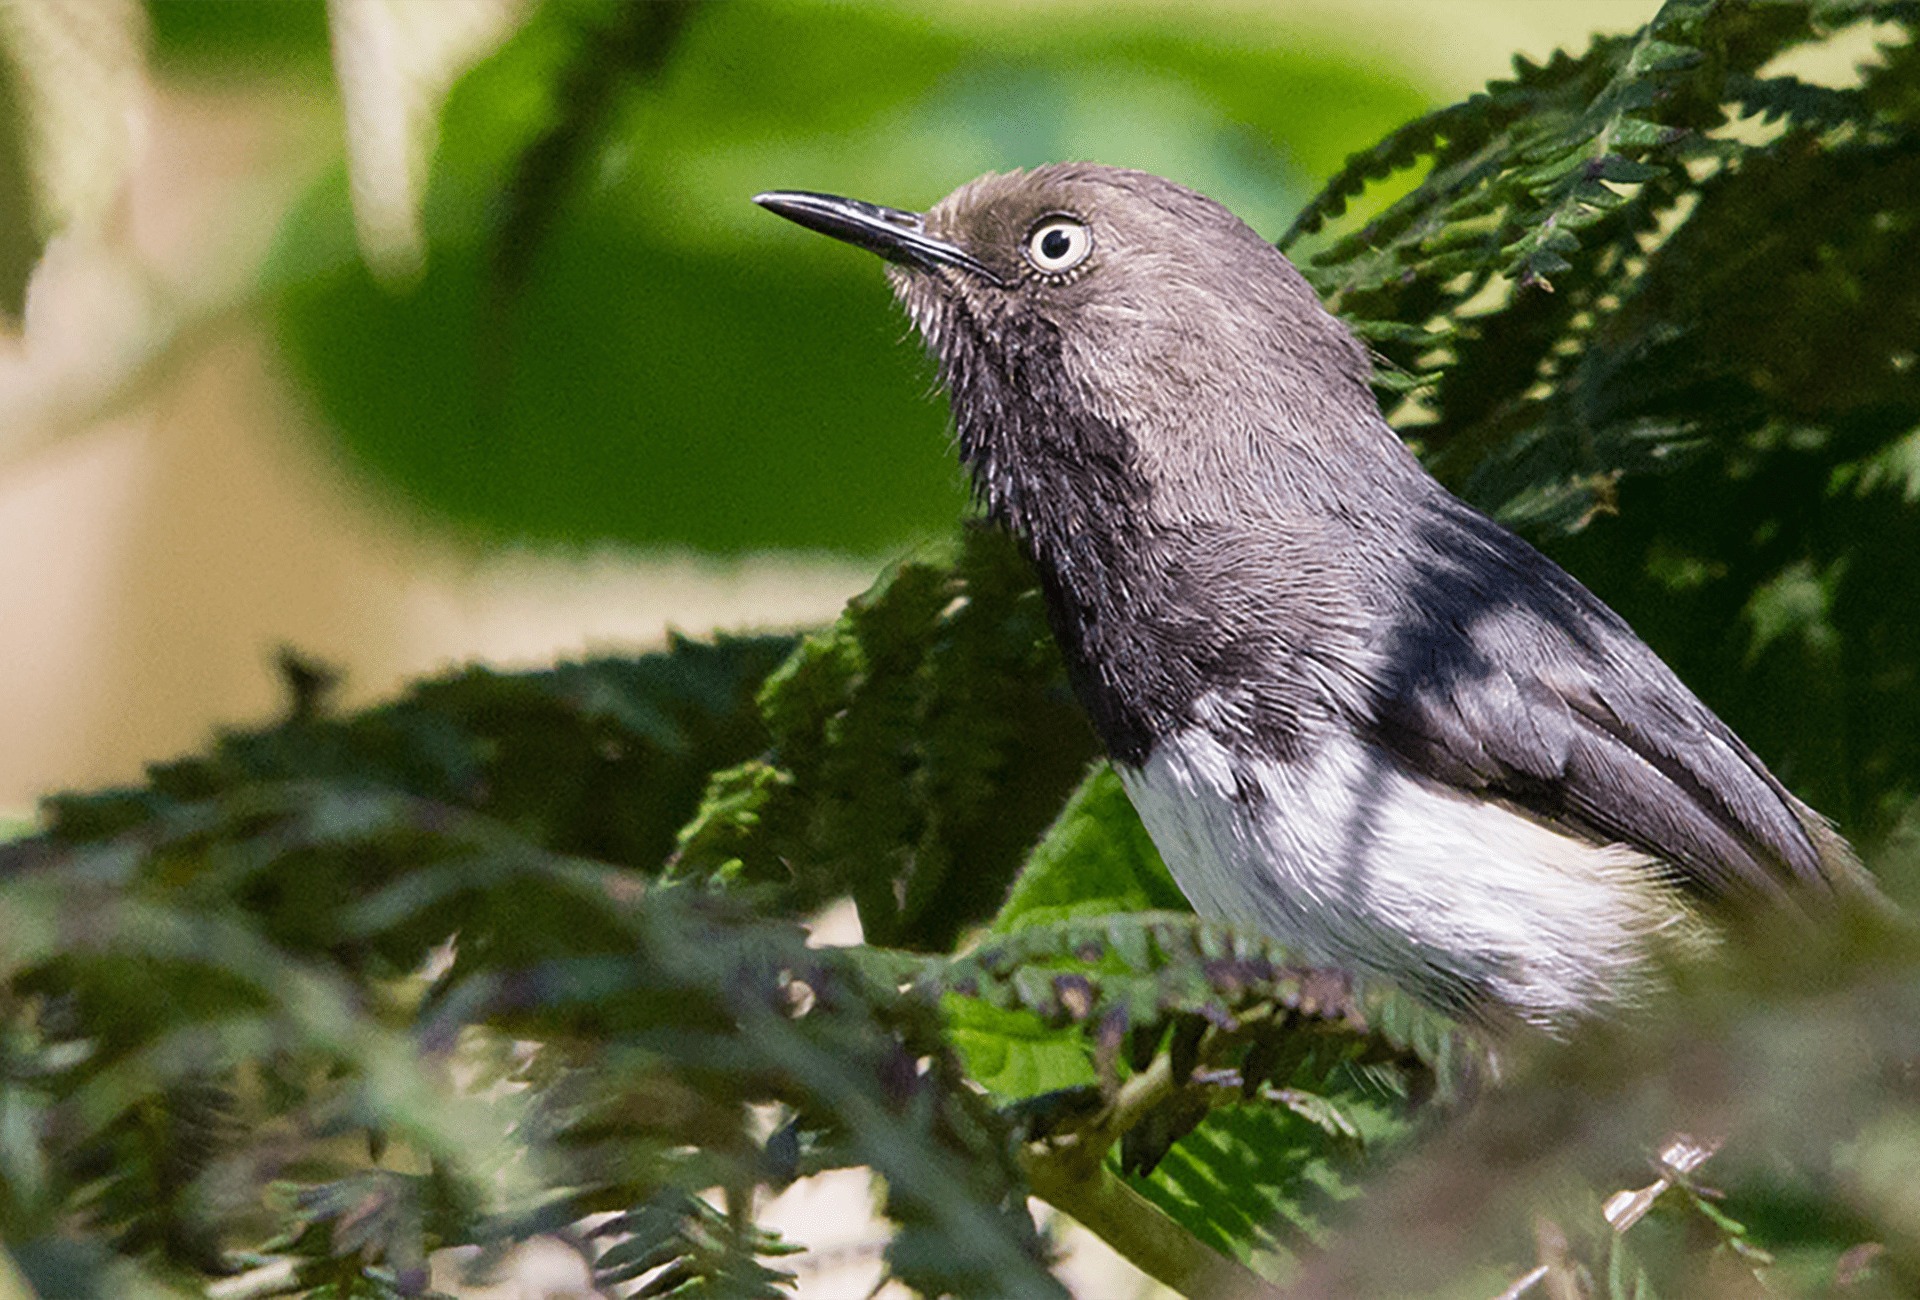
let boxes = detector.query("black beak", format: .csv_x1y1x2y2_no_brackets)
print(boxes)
753,190,1005,286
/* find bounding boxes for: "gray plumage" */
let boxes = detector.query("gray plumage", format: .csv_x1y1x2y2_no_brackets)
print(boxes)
754,163,1868,1029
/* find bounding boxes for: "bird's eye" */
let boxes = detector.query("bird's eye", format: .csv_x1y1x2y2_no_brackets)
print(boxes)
1024,217,1092,274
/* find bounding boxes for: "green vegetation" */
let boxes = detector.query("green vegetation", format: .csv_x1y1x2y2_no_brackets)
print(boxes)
5,0,1920,1296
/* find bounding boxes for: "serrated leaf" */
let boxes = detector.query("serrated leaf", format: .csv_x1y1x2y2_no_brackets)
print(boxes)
1571,177,1635,210
670,528,1096,948
1627,39,1702,75
1590,154,1665,183
988,765,1188,934
1125,1097,1405,1277
948,1001,1095,1098
1514,148,1595,191
1609,115,1682,148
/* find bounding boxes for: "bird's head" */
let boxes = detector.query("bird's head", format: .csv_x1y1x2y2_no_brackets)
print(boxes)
755,163,1386,528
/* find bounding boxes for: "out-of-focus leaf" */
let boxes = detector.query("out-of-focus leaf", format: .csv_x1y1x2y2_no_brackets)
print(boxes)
1282,917,1920,1298
0,44,34,323
43,632,795,875
145,0,331,78
0,0,146,320
328,0,525,282
3,777,1063,1298
0,874,523,1175
6,1236,195,1300
589,1188,796,1296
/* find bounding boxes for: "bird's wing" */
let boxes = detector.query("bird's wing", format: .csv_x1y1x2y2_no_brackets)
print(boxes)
1362,498,1846,906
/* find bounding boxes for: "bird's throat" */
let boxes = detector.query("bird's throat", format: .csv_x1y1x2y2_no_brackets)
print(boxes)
940,311,1201,766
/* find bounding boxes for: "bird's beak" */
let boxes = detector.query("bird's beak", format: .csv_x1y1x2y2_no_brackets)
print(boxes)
753,190,1005,286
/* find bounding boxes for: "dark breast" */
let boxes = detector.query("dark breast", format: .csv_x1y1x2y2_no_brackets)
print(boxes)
939,307,1318,766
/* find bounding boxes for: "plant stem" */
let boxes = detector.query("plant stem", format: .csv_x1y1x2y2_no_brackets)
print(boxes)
1021,1145,1280,1299
1017,1009,1297,1295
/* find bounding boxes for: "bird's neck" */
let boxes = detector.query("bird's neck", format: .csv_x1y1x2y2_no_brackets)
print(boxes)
943,315,1192,765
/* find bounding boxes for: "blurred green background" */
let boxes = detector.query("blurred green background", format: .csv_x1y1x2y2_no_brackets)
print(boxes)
179,0,1436,554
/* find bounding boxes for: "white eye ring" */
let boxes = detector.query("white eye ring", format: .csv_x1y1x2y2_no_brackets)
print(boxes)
1024,217,1092,274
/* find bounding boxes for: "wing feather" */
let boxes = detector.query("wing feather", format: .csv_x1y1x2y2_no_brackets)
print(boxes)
1364,497,1839,906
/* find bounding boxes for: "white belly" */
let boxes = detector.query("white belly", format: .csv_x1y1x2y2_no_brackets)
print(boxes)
1117,726,1699,1027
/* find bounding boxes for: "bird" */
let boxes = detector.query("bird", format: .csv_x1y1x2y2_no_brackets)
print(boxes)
753,163,1873,1032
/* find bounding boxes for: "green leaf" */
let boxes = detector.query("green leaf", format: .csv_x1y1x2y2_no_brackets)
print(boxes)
589,1190,796,1296
988,765,1188,935
0,42,36,322
672,527,1097,946
1626,38,1702,76
1589,154,1664,183
1127,1093,1404,1276
45,632,795,875
946,1000,1096,1099
1608,115,1683,147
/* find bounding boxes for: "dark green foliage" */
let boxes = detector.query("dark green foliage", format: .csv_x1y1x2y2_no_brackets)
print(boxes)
44,633,795,876
1283,0,1920,852
587,1190,801,1298
1,780,1062,1298
673,526,1098,948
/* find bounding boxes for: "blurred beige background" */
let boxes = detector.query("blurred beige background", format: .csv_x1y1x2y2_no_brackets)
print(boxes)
0,1,1664,818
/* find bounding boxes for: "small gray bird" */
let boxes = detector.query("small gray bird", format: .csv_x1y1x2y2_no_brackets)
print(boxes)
754,164,1868,1030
